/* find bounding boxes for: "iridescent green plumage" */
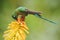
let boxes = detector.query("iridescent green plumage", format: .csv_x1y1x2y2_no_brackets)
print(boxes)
12,7,56,24
16,7,26,12
12,7,28,20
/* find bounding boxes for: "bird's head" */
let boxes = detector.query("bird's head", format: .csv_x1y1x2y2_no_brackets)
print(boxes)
12,7,28,20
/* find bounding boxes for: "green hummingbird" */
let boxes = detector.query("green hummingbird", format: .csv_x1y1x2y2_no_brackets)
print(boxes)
12,7,56,24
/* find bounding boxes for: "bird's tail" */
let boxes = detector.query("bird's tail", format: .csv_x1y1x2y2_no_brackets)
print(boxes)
34,13,56,24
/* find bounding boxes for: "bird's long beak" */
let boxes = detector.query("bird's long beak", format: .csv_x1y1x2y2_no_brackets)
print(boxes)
17,15,21,23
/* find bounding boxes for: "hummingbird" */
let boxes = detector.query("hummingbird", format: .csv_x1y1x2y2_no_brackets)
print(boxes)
12,7,56,24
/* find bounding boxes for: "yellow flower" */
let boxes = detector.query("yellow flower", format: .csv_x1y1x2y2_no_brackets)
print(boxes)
3,21,29,40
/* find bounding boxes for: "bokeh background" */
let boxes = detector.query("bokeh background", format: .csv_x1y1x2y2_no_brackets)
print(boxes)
0,0,60,40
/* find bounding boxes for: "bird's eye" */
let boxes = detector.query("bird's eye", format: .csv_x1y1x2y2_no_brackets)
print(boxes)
12,15,18,20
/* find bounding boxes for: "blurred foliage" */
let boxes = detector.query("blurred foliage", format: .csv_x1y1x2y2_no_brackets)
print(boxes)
0,0,60,40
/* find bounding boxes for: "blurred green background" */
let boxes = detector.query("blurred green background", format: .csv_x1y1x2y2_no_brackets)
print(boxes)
0,0,60,40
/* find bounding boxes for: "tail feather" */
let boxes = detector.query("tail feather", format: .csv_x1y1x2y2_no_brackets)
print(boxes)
34,14,56,24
